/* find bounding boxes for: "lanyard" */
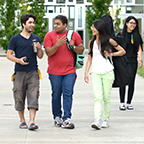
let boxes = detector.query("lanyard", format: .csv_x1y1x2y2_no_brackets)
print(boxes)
131,34,134,44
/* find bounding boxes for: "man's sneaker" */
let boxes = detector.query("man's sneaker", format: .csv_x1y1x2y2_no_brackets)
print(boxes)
119,105,126,110
101,119,109,128
91,120,101,130
127,104,134,110
54,117,63,127
61,118,75,129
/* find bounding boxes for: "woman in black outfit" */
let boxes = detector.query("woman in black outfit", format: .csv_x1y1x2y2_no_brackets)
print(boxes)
119,16,143,110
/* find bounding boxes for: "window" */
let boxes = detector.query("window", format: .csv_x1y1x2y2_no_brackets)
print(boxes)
76,0,84,4
125,0,134,4
45,6,54,13
114,0,124,4
78,6,82,27
68,6,75,19
126,0,132,2
56,0,65,4
55,5,65,13
126,6,131,13
135,0,144,4
77,30,83,41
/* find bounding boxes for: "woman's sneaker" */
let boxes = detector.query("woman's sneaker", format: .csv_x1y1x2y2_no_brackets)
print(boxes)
127,104,134,110
54,117,63,127
101,119,109,128
119,105,126,110
91,120,101,130
61,118,75,129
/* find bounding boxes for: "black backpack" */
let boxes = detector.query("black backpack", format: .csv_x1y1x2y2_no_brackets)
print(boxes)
101,15,132,87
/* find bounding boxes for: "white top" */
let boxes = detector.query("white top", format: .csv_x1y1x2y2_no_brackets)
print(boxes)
91,41,114,74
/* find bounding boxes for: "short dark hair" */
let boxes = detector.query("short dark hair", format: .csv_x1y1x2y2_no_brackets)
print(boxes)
54,15,68,25
21,14,36,28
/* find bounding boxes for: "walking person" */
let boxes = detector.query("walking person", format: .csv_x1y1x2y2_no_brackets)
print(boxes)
84,19,125,130
7,14,43,130
43,15,84,129
119,16,143,110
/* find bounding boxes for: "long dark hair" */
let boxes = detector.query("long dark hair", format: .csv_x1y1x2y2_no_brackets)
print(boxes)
122,16,143,51
89,19,113,58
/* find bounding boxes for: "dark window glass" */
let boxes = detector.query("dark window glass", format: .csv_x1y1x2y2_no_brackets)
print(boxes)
76,0,84,4
56,0,65,4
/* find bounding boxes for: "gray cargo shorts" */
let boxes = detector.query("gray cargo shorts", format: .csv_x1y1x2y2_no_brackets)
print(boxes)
13,71,39,111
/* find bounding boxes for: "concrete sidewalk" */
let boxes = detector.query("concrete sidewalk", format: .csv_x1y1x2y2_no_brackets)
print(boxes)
0,53,144,144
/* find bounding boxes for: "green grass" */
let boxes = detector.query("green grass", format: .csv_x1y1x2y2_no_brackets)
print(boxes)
137,65,144,78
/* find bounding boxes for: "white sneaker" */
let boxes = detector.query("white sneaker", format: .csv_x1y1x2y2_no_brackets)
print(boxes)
101,119,109,128
91,120,101,130
61,118,75,129
54,117,63,127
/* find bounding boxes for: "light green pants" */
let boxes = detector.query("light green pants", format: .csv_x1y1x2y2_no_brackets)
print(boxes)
91,71,114,121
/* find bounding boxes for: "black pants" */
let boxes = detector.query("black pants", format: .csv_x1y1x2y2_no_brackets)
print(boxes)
119,57,138,104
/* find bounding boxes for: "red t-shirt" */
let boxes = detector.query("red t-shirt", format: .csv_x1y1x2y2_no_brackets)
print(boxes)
44,30,83,75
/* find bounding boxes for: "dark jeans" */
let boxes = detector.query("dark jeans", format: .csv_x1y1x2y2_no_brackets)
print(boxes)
119,57,138,104
49,73,76,121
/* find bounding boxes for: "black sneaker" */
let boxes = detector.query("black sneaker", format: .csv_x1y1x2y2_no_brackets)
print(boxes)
61,118,75,129
119,105,126,110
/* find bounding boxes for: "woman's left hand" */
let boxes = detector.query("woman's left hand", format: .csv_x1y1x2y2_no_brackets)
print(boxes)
138,60,143,68
104,50,113,57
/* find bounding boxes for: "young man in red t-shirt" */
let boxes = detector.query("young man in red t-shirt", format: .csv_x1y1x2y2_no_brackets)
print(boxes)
44,15,84,129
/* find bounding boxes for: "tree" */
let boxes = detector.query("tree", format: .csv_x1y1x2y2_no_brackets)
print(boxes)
0,0,19,51
86,0,112,39
114,7,121,34
19,0,48,44
0,0,48,51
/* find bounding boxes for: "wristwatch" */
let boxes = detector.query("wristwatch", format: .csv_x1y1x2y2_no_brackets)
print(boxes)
73,46,76,49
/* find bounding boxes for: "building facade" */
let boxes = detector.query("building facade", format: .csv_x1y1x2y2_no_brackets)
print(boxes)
44,0,144,49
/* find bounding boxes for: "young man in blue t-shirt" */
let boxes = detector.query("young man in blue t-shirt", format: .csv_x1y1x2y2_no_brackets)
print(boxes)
7,14,43,130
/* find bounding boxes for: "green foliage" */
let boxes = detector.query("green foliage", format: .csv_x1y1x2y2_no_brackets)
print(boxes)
137,65,144,78
0,0,48,51
19,0,48,44
114,7,121,34
86,0,112,39
0,0,19,52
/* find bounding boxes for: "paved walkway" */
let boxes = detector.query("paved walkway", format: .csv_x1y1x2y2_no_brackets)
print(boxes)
0,52,144,144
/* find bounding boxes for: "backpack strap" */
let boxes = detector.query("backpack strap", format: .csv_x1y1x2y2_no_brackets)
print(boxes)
66,30,74,50
66,30,76,67
67,30,74,42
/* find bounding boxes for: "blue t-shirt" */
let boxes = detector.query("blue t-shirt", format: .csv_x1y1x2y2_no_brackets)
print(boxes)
8,33,41,72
